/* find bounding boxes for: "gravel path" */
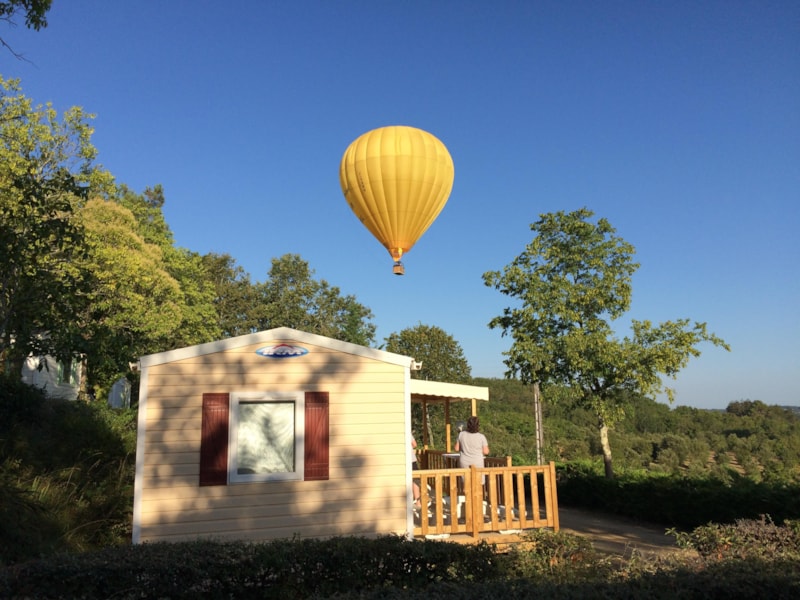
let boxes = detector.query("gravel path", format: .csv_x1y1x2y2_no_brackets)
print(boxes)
558,506,689,559
423,505,696,561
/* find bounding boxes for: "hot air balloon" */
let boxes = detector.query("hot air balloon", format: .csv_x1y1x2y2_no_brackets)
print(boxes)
339,125,454,275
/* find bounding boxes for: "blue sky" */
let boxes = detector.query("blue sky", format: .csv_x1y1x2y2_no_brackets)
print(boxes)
3,1,798,409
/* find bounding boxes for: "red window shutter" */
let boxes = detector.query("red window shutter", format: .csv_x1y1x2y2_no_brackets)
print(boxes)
200,393,229,486
304,391,329,481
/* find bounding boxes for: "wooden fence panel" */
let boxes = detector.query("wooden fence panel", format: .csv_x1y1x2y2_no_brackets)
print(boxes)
413,462,559,538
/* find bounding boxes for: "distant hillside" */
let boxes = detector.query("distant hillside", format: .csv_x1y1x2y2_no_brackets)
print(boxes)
468,379,800,480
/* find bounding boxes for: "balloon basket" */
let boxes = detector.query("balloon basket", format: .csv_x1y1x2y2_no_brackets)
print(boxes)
392,261,405,276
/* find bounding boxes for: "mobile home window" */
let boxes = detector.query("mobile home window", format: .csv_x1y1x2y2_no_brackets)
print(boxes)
199,391,329,486
228,391,305,483
57,358,80,386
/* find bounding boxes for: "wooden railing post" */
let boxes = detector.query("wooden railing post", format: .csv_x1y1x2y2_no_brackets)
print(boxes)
469,465,482,537
548,461,560,531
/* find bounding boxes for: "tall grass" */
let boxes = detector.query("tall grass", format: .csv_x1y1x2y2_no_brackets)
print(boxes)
0,375,135,565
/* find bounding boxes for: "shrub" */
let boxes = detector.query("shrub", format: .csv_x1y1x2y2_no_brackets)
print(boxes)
3,534,800,599
556,462,800,529
0,374,46,437
0,536,503,598
672,516,800,562
500,528,609,582
0,379,136,565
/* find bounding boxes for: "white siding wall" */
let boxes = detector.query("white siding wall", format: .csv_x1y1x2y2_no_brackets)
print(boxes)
134,338,410,543
21,355,81,401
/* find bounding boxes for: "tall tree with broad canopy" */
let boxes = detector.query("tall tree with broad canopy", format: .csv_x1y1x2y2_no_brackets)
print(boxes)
77,199,184,395
384,323,472,383
385,324,472,448
0,76,113,372
202,252,260,338
257,254,376,346
114,184,220,350
76,187,220,396
483,208,729,478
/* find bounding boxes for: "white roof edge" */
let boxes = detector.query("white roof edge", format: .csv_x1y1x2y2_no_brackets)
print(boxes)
139,327,413,368
410,379,489,402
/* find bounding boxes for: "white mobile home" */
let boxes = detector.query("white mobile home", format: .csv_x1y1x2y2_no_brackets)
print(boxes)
21,354,83,401
132,327,489,544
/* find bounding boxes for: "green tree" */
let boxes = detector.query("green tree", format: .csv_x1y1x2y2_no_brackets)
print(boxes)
77,188,221,396
0,76,113,371
202,252,260,338
257,254,376,346
384,323,472,383
114,184,220,350
385,324,472,448
483,208,728,478
160,247,220,349
1,0,51,58
115,184,170,247
77,199,184,394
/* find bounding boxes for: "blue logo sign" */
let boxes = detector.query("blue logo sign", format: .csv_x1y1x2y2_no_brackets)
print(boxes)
255,344,309,358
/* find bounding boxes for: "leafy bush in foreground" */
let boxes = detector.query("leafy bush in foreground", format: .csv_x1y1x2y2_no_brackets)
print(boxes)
352,560,800,599
672,515,800,562
3,524,800,599
0,535,499,599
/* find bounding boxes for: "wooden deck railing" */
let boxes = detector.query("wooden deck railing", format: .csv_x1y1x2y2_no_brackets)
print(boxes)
421,449,512,470
412,461,559,539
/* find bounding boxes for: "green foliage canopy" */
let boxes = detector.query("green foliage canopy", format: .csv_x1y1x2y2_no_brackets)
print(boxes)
77,199,185,391
0,0,52,58
384,323,472,383
202,252,260,338
0,0,50,29
114,184,220,350
0,75,113,368
257,254,376,346
66,184,222,395
483,208,729,477
385,324,473,447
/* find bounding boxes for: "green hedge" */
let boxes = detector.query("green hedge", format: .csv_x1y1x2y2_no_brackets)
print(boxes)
556,461,800,529
3,529,800,599
1,535,499,599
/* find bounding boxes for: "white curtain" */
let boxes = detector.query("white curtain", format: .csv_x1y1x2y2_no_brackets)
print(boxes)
237,401,295,474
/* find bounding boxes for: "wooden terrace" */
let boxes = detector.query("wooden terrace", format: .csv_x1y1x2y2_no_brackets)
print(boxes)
410,381,559,539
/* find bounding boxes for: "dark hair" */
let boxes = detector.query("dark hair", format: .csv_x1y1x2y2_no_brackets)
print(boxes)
466,416,480,433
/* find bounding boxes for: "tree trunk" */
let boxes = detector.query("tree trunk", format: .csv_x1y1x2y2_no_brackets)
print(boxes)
599,420,615,479
533,382,544,465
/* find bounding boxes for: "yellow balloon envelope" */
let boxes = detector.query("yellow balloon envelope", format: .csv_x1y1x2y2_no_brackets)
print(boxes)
339,125,454,275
